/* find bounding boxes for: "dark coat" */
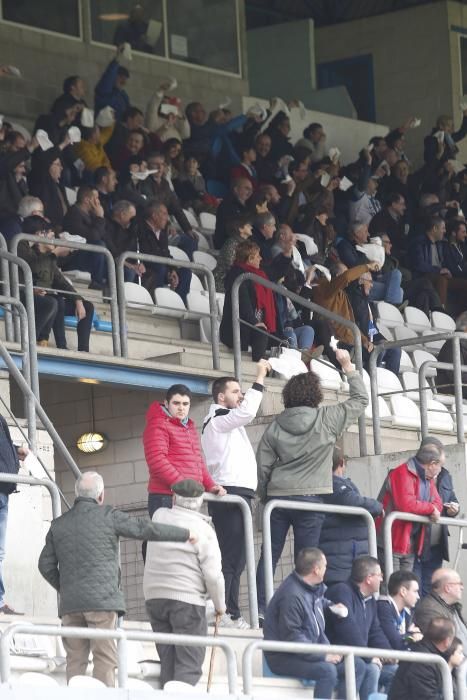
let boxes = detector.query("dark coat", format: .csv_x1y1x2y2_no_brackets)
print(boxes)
369,208,407,256
264,571,331,670
388,638,447,700
38,497,189,617
62,205,106,244
424,117,467,165
376,597,413,650
94,60,130,121
436,338,467,401
319,475,382,584
336,238,368,270
213,194,248,249
409,233,445,277
0,147,30,218
103,219,137,260
138,178,191,234
443,240,467,278
326,580,392,651
220,265,258,350
0,415,19,496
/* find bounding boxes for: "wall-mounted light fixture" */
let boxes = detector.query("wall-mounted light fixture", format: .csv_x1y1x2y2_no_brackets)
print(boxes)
76,387,108,454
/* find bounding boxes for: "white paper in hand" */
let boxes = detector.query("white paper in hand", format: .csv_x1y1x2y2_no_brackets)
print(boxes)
410,117,421,128
80,107,94,128
5,65,21,78
219,96,232,110
328,146,341,162
35,129,54,151
297,100,307,120
329,604,348,618
320,173,331,187
448,159,466,174
96,106,115,127
268,349,308,380
295,233,318,257
434,130,445,143
132,169,159,181
67,126,81,144
313,264,331,281
121,42,132,62
460,95,467,111
339,176,353,192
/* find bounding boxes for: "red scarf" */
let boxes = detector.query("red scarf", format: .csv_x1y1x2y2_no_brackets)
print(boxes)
237,263,277,332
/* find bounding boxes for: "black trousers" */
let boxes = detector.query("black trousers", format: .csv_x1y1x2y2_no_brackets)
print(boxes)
32,293,59,341
145,599,207,687
52,297,94,352
208,487,253,619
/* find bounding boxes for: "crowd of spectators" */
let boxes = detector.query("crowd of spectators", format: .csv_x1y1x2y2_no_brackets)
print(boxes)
2,46,467,365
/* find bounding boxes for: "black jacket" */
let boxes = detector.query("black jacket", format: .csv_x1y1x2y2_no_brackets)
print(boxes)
137,220,170,259
62,205,106,244
104,219,137,260
369,208,407,256
409,233,445,277
443,240,467,278
436,338,467,401
0,147,30,218
388,638,447,700
319,475,382,584
336,238,368,270
376,597,413,650
220,265,258,350
138,178,191,234
213,194,248,249
0,415,19,496
424,117,467,165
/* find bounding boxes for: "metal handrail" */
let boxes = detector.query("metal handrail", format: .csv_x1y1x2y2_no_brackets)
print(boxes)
242,639,454,700
230,272,367,456
204,493,258,629
0,341,81,478
0,254,39,401
383,511,467,579
419,357,467,440
262,500,378,606
10,233,121,357
116,251,220,369
457,659,467,700
0,233,13,341
0,622,238,692
368,331,466,454
0,473,61,518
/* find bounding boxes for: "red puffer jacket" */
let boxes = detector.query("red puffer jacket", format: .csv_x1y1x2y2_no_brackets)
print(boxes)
143,402,216,495
376,460,443,556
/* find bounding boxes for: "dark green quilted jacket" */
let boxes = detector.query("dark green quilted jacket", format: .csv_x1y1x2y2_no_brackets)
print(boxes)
38,497,189,616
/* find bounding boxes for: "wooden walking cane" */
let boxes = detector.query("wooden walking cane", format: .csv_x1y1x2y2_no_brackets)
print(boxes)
207,612,221,692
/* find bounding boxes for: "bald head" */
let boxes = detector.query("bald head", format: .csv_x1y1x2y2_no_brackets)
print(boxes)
431,567,464,604
75,471,104,503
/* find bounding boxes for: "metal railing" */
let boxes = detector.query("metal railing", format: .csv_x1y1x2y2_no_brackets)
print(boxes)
231,272,367,456
204,492,258,629
368,331,464,454
0,473,61,518
10,233,121,357
383,510,467,579
457,659,467,700
262,499,378,606
0,233,13,341
418,356,467,440
116,251,220,369
0,622,238,692
242,639,454,699
0,341,81,479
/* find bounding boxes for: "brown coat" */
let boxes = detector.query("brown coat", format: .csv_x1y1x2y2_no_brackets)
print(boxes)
312,264,370,347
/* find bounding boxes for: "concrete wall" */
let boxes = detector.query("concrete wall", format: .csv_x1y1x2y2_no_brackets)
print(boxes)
315,2,454,165
0,1,248,130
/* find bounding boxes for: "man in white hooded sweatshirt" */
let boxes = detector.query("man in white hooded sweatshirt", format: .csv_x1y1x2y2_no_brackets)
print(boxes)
201,359,270,629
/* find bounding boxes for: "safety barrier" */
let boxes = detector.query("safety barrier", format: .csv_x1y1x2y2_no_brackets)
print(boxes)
262,499,378,606
383,510,467,579
0,473,61,518
10,233,121,357
368,331,465,454
418,356,467,439
231,272,367,456
242,639,454,699
204,492,258,628
0,233,13,342
116,251,220,368
0,622,238,693
456,659,467,700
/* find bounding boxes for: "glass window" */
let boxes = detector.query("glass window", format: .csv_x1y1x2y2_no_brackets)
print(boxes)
2,0,80,36
90,0,165,56
167,0,240,74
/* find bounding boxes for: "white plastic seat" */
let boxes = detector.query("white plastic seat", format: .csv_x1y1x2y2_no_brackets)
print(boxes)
182,208,200,229
427,399,454,432
64,270,92,283
154,288,186,318
365,396,392,421
309,359,342,391
169,245,190,262
422,329,443,353
399,350,413,372
124,282,155,310
431,310,456,332
199,212,216,234
216,292,225,316
413,349,438,377
393,324,419,346
377,323,393,341
187,291,217,343
376,301,404,329
193,250,217,271
126,678,155,690
401,371,433,402
17,672,59,686
376,367,404,396
68,675,107,688
404,306,431,332
189,273,204,292
389,395,421,429
197,231,211,251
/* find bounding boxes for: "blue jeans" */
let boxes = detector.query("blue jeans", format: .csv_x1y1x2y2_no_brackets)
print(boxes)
61,240,108,285
144,264,192,305
379,663,398,693
0,493,9,607
414,544,443,596
370,269,403,305
169,232,198,261
266,653,366,699
378,347,402,375
283,325,315,350
148,493,173,518
358,661,381,700
256,496,325,613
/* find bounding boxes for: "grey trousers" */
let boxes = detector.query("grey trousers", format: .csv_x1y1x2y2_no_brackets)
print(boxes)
145,598,207,687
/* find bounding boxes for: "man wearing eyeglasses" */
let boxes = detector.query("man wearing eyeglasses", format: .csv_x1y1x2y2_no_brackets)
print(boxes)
413,568,467,653
376,443,444,572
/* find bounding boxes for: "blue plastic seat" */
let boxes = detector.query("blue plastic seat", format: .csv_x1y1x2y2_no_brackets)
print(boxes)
262,654,315,688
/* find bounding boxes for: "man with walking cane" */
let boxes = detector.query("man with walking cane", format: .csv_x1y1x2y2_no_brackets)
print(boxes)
143,479,225,688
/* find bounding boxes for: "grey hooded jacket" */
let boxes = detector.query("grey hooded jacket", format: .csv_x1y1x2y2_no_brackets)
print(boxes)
38,497,189,617
257,371,368,502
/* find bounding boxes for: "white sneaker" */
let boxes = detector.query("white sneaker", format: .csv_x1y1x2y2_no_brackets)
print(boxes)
217,613,236,628
231,616,250,630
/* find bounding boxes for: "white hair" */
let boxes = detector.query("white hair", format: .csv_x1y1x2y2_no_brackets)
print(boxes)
75,471,104,500
174,494,204,511
18,196,43,218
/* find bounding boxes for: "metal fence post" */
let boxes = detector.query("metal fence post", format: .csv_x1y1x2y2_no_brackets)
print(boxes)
0,233,13,342
452,335,465,442
344,652,357,700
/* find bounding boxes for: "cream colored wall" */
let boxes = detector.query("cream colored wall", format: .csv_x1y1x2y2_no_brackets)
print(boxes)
315,2,454,166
